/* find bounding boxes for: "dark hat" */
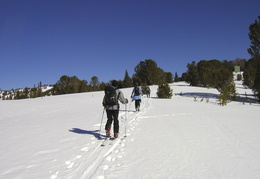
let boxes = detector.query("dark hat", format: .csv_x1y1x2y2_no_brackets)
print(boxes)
111,80,118,87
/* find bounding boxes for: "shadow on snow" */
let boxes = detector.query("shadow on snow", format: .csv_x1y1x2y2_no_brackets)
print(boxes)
180,92,218,99
69,128,105,140
179,92,258,104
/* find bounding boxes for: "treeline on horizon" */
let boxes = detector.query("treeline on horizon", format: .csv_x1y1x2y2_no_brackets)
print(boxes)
1,15,260,102
0,59,174,100
0,58,249,101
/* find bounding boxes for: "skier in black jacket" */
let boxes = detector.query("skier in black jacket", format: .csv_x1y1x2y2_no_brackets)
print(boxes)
102,80,128,138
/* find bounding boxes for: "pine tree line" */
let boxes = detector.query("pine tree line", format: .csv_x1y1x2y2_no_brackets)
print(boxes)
1,59,173,100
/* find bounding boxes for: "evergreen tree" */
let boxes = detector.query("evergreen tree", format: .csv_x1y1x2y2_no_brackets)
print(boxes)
196,59,227,88
218,82,237,106
78,80,89,92
164,72,173,83
14,90,20,99
174,72,179,82
197,60,211,87
30,87,38,98
90,76,100,91
133,59,164,85
186,61,199,86
37,82,42,97
157,82,173,99
248,16,260,57
216,61,234,90
99,82,107,91
181,72,188,81
123,70,132,87
117,80,124,88
53,75,88,95
186,59,233,89
132,73,142,86
245,15,260,101
22,87,29,99
1,91,7,100
252,56,260,101
243,58,257,88
8,93,13,100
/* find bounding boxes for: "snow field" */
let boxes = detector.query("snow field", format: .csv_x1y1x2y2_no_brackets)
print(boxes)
0,81,260,179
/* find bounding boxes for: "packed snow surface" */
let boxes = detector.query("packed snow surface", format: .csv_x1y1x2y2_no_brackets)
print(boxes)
1,81,260,179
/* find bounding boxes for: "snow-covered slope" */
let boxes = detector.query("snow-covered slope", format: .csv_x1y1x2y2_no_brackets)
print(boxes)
0,81,260,179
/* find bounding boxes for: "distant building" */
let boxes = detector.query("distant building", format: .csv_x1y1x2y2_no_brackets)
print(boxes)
233,66,243,81
234,66,240,72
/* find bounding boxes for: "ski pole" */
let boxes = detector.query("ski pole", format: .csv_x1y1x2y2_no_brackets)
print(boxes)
125,103,127,137
99,107,105,139
129,98,133,111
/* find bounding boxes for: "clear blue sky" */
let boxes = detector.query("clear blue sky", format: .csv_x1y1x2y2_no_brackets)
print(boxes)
0,0,259,90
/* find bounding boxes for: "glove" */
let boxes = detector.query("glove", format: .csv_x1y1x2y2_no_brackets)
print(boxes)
125,98,128,104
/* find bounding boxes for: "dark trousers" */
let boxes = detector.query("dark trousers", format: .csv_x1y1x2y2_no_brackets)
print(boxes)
105,110,119,133
135,99,141,109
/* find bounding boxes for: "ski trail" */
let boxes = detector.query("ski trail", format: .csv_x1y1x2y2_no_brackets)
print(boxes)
81,138,123,179
49,97,150,179
8,96,150,179
80,147,107,179
79,97,150,178
50,139,103,179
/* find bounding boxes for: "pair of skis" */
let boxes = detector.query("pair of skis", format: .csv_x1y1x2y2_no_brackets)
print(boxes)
100,136,117,146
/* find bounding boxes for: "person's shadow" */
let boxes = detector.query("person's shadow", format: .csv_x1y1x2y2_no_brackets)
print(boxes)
69,128,104,140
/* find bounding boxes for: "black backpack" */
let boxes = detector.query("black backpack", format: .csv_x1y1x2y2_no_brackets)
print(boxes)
134,87,140,95
104,86,118,106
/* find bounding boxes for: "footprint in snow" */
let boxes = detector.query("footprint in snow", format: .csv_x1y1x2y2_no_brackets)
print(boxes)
81,146,89,151
106,155,115,162
76,155,82,159
118,155,124,159
65,161,75,168
50,171,59,179
103,165,109,170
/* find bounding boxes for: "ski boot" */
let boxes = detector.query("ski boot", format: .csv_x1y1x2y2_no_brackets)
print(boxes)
114,133,119,138
106,128,111,138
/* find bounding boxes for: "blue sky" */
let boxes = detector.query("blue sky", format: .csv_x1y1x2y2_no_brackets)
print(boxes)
0,0,259,90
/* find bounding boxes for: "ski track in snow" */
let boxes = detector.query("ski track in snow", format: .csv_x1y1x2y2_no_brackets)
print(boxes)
49,97,150,179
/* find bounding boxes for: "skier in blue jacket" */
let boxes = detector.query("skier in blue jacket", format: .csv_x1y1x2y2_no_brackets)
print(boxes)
131,83,143,111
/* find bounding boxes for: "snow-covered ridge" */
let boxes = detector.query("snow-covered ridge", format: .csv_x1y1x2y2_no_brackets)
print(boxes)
0,85,53,100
